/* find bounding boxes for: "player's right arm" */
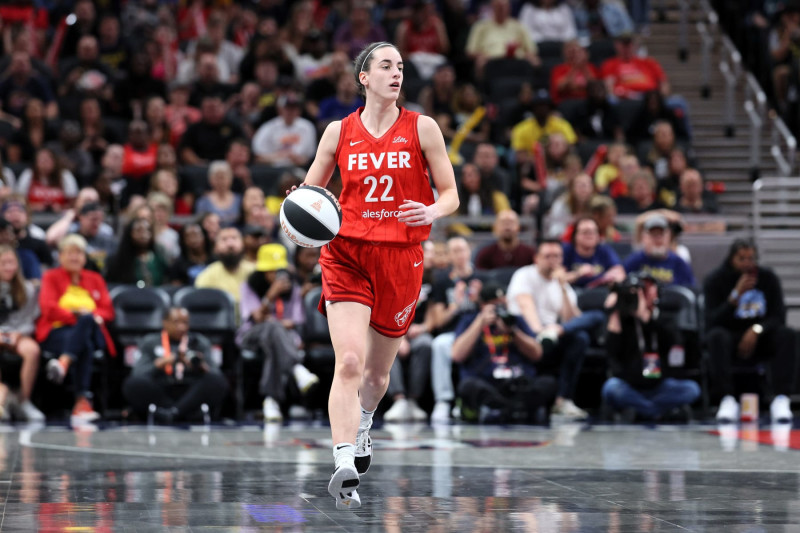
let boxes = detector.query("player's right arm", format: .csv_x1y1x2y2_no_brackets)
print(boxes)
287,121,341,194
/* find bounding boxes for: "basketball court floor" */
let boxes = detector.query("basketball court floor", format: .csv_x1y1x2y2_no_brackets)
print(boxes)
0,419,797,531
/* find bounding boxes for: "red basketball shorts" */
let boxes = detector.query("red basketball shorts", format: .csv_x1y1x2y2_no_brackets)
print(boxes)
318,236,424,338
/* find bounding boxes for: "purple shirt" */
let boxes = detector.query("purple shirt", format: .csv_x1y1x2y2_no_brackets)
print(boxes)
237,280,305,345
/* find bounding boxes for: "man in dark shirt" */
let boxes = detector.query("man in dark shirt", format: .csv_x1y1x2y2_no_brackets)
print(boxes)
0,52,57,119
563,216,625,288
703,239,795,423
180,94,246,164
475,210,535,270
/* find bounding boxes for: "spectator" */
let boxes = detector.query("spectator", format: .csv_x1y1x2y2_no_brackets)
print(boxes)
633,209,691,265
7,98,57,164
252,93,317,167
112,51,167,119
317,71,363,131
475,210,536,270
147,192,180,264
121,120,159,199
601,33,669,100
429,237,482,423
186,50,235,109
242,225,272,268
548,172,597,238
293,30,334,86
15,148,79,213
45,187,114,249
563,216,625,288
70,202,118,273
594,142,631,197
465,0,540,78
59,0,98,60
511,89,577,167
97,13,130,75
0,244,44,421
519,0,578,43
238,243,315,422
170,223,213,286
333,1,388,59
238,186,268,228
455,163,511,217
395,0,450,79
472,142,513,201
226,82,263,140
164,81,202,148
3,195,47,251
602,271,701,420
589,195,623,243
78,98,121,164
294,246,322,298
656,147,689,207
150,169,192,216
615,169,663,214
768,3,800,112
123,306,229,423
37,234,115,423
0,219,40,280
226,138,254,192
506,240,600,419
675,168,718,215
447,83,490,146
0,152,15,193
452,282,557,423
628,90,689,142
48,121,95,187
417,63,456,129
195,227,255,306
143,97,170,146
192,12,244,84
194,161,242,227
623,214,695,287
105,217,170,287
198,212,221,243
0,52,57,120
57,36,114,120
644,121,678,180
549,40,599,105
179,94,246,165
704,239,796,423
572,80,625,142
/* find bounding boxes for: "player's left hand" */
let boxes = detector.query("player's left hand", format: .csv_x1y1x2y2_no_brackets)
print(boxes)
398,200,437,226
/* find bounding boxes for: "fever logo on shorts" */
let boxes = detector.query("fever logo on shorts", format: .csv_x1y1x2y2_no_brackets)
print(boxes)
310,199,323,212
394,300,416,327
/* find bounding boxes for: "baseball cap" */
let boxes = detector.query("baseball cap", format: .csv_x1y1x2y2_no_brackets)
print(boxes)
643,214,669,231
256,243,289,272
79,202,103,216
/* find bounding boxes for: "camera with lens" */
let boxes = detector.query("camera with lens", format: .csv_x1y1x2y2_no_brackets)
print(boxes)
611,272,654,317
494,304,517,327
186,350,204,370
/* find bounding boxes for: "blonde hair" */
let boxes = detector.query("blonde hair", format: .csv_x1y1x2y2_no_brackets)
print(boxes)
58,233,88,253
147,191,173,215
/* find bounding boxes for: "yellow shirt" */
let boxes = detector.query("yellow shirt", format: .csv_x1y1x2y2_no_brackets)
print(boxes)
466,18,537,59
194,260,256,304
594,164,619,191
58,285,96,313
510,116,577,153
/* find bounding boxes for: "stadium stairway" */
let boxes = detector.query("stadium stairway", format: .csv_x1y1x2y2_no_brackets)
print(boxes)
641,0,778,222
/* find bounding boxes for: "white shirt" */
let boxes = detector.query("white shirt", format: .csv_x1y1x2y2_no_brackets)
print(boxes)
506,264,577,326
519,4,578,43
251,116,317,167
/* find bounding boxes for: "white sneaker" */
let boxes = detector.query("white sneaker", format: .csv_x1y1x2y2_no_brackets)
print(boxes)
328,463,360,510
18,400,45,422
716,395,739,423
407,399,428,422
431,401,450,424
770,395,793,424
262,397,283,422
46,359,66,384
292,365,319,395
384,399,410,422
552,399,588,420
355,424,372,475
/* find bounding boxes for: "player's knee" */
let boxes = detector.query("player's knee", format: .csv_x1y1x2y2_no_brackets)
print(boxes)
362,370,388,391
336,350,364,380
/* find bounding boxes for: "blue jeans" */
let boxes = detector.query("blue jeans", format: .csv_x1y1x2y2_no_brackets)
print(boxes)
42,315,105,398
562,310,606,336
602,377,700,418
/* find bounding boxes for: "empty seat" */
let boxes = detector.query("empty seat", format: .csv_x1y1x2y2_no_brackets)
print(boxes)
172,287,236,346
110,285,171,367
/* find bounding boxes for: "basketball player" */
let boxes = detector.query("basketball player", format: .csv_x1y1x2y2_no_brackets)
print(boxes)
289,42,458,509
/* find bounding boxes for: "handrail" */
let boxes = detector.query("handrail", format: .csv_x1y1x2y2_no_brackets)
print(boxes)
771,114,797,176
697,21,714,98
744,100,762,174
678,0,689,61
745,72,767,120
720,60,738,137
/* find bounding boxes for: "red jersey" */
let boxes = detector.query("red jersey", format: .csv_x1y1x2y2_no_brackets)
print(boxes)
600,57,666,98
122,144,158,179
335,107,434,245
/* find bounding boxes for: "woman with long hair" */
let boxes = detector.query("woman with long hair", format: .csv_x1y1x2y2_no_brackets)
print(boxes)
169,222,213,285
105,217,170,286
7,98,57,164
0,245,44,421
15,147,78,212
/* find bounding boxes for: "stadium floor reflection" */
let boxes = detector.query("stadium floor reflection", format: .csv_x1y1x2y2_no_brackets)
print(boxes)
0,421,799,531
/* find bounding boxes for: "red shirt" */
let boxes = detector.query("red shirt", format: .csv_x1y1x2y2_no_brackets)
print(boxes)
549,63,600,105
36,267,116,356
335,107,434,245
601,57,666,98
401,19,445,54
122,143,158,178
27,180,69,210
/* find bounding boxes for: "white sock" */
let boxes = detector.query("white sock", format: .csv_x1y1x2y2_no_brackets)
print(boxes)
332,442,355,470
359,406,375,432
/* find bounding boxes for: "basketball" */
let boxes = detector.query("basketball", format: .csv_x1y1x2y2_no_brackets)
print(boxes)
280,185,343,248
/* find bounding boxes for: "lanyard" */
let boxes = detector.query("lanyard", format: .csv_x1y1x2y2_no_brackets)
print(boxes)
634,320,658,354
482,325,509,364
161,330,173,376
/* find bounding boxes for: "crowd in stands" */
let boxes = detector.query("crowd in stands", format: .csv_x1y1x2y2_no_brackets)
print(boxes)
0,0,793,426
